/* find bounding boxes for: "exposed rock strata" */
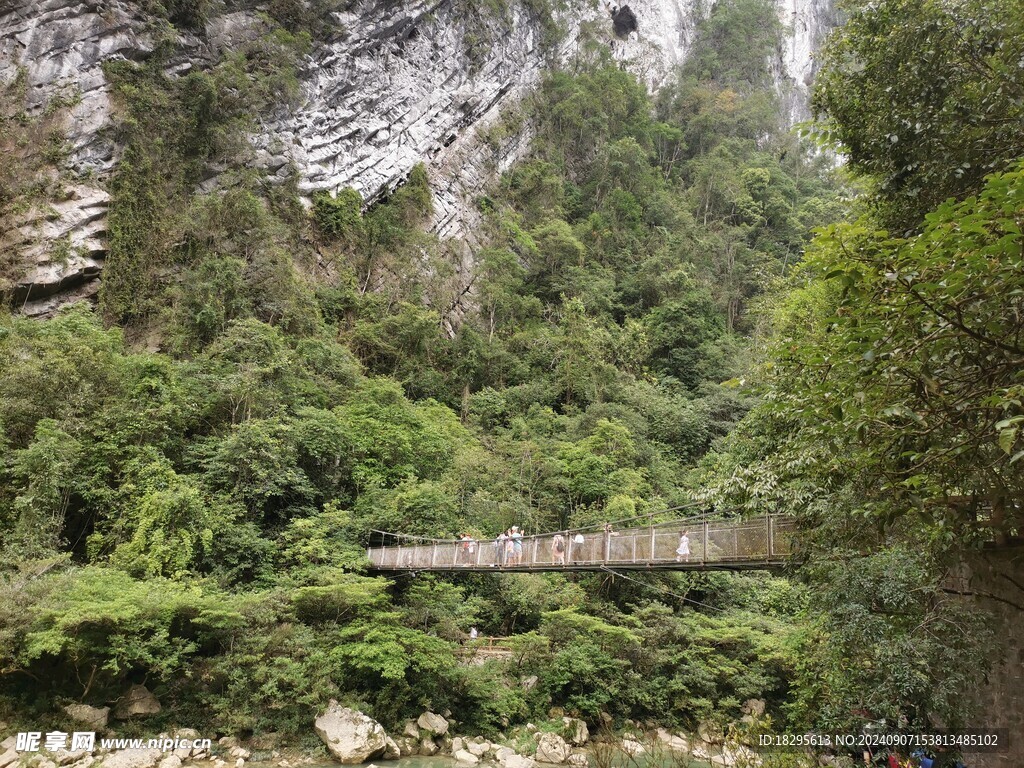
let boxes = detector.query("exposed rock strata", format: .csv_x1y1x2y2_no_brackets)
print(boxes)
0,0,836,313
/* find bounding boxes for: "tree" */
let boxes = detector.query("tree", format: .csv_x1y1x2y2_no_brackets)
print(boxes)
813,0,1024,229
789,547,991,732
771,162,1024,549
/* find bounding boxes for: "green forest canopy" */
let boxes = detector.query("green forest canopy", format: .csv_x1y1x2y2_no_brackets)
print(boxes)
0,0,1019,749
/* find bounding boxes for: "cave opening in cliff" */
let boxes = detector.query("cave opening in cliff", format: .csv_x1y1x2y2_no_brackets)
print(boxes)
611,5,638,38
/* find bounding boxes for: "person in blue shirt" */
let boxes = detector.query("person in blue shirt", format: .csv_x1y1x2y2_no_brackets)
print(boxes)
511,526,524,565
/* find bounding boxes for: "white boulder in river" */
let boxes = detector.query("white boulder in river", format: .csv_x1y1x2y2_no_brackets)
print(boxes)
314,701,388,764
562,718,588,747
535,733,571,764
416,711,449,736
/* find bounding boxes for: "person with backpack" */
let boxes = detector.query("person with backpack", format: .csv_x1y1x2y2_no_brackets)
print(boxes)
552,533,566,564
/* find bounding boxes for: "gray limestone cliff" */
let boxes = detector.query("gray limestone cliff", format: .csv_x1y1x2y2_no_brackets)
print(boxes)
0,0,836,316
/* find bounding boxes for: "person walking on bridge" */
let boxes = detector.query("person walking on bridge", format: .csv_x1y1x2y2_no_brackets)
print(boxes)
495,531,508,566
511,526,523,565
676,530,690,563
462,533,476,565
552,533,566,565
572,532,585,563
602,522,614,561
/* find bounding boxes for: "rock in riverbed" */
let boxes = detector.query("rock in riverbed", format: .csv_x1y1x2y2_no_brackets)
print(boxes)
417,712,449,737
535,733,571,764
314,701,388,764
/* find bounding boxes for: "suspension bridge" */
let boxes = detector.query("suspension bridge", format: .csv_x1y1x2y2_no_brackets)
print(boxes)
366,514,795,573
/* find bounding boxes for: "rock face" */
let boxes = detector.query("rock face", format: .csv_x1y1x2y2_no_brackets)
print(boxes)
780,0,842,124
0,0,150,316
113,685,161,719
0,0,835,312
313,702,388,764
535,733,571,764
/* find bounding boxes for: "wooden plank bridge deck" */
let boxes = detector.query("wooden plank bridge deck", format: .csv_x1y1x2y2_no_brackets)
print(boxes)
367,515,795,573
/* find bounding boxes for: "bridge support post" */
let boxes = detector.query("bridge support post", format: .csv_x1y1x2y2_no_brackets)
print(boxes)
768,514,775,558
702,521,708,564
649,526,656,561
431,543,437,568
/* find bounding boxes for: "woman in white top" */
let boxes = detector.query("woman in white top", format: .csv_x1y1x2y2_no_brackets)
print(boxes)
676,530,690,562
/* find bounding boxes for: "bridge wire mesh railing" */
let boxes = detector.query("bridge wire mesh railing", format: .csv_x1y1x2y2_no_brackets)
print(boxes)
367,514,795,570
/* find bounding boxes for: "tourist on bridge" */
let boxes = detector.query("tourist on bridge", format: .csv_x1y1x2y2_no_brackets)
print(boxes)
503,529,515,565
602,522,614,560
572,532,585,562
511,526,523,565
495,530,508,566
459,533,475,565
676,530,690,563
552,533,566,565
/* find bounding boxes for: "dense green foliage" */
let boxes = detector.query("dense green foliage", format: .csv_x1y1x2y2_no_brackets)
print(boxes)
0,0,839,741
101,15,309,328
813,0,1024,229
13,0,980,751
695,0,1024,741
